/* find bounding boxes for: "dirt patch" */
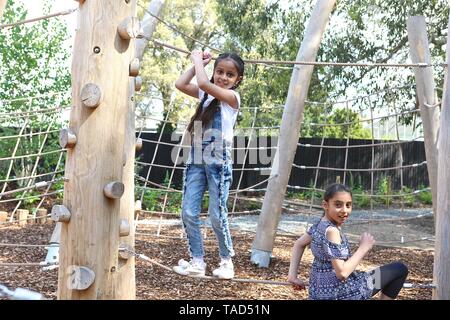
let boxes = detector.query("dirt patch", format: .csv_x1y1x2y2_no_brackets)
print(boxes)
0,223,433,300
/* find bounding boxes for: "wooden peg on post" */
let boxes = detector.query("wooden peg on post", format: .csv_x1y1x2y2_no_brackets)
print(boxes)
117,17,141,40
119,219,130,237
103,181,125,199
81,83,102,108
134,76,142,92
129,58,140,76
135,138,143,151
67,266,95,290
51,205,71,222
118,243,134,260
59,128,77,149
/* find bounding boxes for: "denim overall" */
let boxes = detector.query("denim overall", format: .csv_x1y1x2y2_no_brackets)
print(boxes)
181,107,235,258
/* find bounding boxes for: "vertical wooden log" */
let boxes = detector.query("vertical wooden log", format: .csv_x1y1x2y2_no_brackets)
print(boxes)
114,0,164,298
0,0,7,22
407,16,440,224
58,1,137,299
36,208,48,224
433,12,450,300
251,0,337,267
16,209,29,226
135,0,165,61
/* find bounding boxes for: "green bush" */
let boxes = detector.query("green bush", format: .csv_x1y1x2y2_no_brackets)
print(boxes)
416,187,432,205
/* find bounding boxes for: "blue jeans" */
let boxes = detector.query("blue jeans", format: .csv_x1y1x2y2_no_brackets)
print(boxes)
181,162,235,259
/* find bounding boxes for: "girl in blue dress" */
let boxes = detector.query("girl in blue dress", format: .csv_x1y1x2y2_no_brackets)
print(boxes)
288,183,408,300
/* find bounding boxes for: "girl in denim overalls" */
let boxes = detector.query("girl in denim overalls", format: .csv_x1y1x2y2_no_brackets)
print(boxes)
173,50,244,279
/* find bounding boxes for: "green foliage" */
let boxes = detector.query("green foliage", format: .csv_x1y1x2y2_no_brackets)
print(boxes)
400,186,416,207
416,185,432,205
376,175,391,206
0,0,71,184
353,189,371,209
140,172,183,214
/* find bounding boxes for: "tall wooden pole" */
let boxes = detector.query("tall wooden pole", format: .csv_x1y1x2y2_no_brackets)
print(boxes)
407,16,440,223
115,0,165,298
251,0,337,267
57,0,137,299
433,12,450,300
0,0,7,22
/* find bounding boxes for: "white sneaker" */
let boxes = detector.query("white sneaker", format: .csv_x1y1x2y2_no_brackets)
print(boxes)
212,260,234,279
173,259,206,276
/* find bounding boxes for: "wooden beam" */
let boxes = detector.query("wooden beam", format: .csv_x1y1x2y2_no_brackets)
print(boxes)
407,16,440,224
57,0,137,299
251,0,337,267
433,12,450,300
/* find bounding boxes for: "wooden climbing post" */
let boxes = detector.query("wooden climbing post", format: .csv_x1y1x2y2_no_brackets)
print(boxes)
407,16,440,223
57,0,137,299
433,12,450,300
251,0,337,267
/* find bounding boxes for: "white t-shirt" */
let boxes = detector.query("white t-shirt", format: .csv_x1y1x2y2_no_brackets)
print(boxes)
198,89,240,144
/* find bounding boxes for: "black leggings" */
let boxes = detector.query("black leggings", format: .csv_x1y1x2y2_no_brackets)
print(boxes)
369,262,408,299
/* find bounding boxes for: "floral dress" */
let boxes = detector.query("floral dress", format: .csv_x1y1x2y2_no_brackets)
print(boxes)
307,219,374,300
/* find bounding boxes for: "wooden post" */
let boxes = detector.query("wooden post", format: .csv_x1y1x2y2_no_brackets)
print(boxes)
36,208,48,224
251,0,337,267
57,1,137,299
135,0,165,61
407,16,440,223
433,12,450,300
0,0,7,22
16,209,28,226
0,211,7,223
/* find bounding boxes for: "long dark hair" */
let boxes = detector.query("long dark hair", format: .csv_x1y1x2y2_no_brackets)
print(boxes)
187,52,245,134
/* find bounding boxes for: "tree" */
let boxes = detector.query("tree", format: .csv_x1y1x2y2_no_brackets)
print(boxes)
137,0,222,133
0,0,71,187
216,0,448,136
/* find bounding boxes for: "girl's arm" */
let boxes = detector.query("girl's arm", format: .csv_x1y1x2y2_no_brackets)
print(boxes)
288,233,312,287
174,66,198,99
191,50,240,109
175,52,212,98
327,229,375,280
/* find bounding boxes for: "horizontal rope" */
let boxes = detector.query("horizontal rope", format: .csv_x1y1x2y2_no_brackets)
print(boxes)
0,170,65,184
150,38,447,68
0,243,58,248
0,190,62,205
122,247,301,286
293,161,427,172
0,148,65,162
0,177,66,197
298,136,424,149
0,106,69,121
0,8,77,29
0,129,60,141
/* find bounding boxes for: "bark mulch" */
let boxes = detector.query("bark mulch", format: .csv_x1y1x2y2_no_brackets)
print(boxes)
0,223,434,300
